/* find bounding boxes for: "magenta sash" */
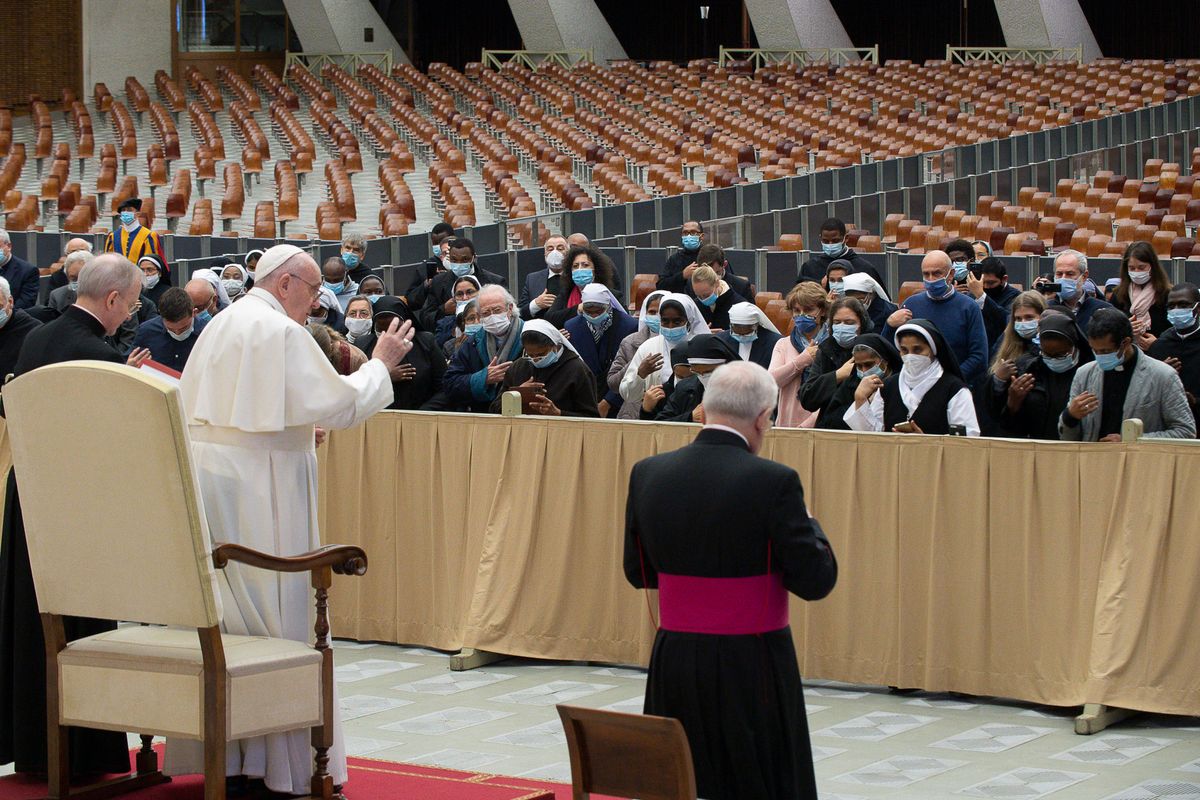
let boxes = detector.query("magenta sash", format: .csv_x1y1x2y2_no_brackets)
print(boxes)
658,573,789,635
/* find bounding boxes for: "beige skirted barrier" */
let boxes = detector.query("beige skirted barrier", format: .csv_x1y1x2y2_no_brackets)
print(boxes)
2,412,1197,716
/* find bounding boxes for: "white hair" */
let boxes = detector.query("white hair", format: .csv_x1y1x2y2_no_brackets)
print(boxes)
76,253,141,301
477,283,515,310
703,361,778,422
0,230,10,247
1055,248,1087,274
64,250,94,273
342,232,366,251
0,276,10,303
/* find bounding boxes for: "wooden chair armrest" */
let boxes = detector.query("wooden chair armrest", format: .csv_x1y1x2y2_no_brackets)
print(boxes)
212,542,368,576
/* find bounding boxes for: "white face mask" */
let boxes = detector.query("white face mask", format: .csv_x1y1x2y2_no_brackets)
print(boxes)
307,315,326,326
546,250,565,271
1128,270,1151,285
481,312,511,336
902,353,934,376
345,317,372,336
222,278,244,297
166,324,193,342
142,273,160,290
696,372,712,387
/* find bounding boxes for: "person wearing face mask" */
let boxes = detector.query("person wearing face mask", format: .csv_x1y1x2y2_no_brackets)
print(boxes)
219,263,248,303
131,286,207,371
520,234,569,321
442,299,481,360
544,245,619,328
443,284,525,413
651,334,740,422
46,250,94,317
823,260,850,300
690,266,744,332
1148,283,1200,414
656,220,712,292
620,294,710,412
845,320,980,435
769,282,830,428
243,249,263,290
185,278,218,328
797,217,888,294
610,290,670,420
799,298,872,418
341,296,374,349
435,275,482,349
807,333,901,430
719,301,781,370
405,222,456,308
885,250,989,385
419,237,506,332
984,292,1048,434
1040,249,1113,334
489,319,598,417
843,272,897,334
47,237,94,292
320,256,360,312
306,286,344,332
639,348,694,418
357,296,444,410
1110,241,1172,343
0,230,39,311
189,267,234,311
0,276,42,380
953,253,1022,352
563,283,638,418
994,312,1092,440
338,233,372,285
103,197,162,266
1059,308,1195,441
138,254,172,307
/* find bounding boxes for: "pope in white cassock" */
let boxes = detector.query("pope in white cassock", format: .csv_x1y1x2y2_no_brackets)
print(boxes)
165,244,414,795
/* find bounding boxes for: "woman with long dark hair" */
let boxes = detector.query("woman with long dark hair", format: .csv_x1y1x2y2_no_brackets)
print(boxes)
1110,240,1172,341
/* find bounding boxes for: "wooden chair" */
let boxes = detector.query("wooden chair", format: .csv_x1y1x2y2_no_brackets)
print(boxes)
898,280,924,304
631,273,659,313
557,705,696,800
3,362,367,800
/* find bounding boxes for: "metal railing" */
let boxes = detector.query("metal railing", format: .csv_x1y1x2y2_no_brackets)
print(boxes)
480,50,594,71
717,46,880,68
945,46,1084,65
283,51,394,76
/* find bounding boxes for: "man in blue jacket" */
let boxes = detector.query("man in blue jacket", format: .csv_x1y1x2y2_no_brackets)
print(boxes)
443,285,524,413
884,250,989,384
132,286,208,372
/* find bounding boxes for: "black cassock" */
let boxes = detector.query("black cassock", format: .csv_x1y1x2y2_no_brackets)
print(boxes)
0,305,131,775
624,428,837,800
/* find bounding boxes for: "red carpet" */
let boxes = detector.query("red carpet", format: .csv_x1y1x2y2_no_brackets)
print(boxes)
0,752,584,799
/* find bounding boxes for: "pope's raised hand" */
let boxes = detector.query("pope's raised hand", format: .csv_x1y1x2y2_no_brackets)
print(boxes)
372,318,415,369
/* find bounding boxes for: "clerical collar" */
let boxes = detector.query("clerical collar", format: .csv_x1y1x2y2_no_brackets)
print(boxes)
703,424,749,447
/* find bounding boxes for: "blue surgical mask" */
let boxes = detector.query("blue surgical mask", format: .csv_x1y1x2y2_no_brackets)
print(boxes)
822,241,844,256
119,211,136,226
530,348,561,369
856,365,884,380
643,314,660,334
0,308,9,329
697,292,718,307
464,323,483,337
1058,277,1078,301
1042,351,1077,373
1095,350,1124,371
953,263,969,281
1167,306,1197,329
324,280,346,294
1014,320,1039,339
196,310,212,324
660,324,688,344
832,323,859,347
572,269,594,287
681,234,701,251
924,277,949,298
342,252,360,269
583,309,611,328
829,281,844,295
446,259,473,278
731,331,757,344
68,281,80,293
432,244,442,257
793,314,818,334
367,294,381,304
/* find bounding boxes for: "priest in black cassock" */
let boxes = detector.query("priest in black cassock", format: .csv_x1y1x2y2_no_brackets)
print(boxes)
0,276,41,380
0,254,149,776
624,360,837,800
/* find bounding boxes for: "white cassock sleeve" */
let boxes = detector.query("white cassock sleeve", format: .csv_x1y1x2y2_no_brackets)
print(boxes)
620,342,651,403
283,325,393,429
843,391,884,432
948,386,981,437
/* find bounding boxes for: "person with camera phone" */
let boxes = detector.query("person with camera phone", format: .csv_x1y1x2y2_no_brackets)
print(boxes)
1038,250,1113,333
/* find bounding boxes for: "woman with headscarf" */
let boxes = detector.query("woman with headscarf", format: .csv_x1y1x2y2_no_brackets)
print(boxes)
808,333,901,430
620,293,709,411
342,295,374,350
652,334,740,422
610,290,669,420
769,282,829,428
490,319,599,417
307,286,344,331
358,295,445,410
442,299,480,361
137,254,171,307
544,245,618,327
639,347,693,418
844,319,980,435
436,275,482,349
220,262,249,302
799,297,873,419
842,271,897,334
994,312,1093,440
719,301,781,369
243,249,264,289
358,274,387,303
564,283,638,418
190,267,234,311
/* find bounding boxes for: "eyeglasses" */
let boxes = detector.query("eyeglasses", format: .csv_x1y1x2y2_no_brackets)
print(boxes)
289,273,321,299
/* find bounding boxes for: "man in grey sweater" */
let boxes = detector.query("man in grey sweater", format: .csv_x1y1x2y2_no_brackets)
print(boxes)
1059,308,1195,441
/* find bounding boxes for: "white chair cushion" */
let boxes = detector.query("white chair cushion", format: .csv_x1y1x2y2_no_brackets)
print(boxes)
58,627,323,739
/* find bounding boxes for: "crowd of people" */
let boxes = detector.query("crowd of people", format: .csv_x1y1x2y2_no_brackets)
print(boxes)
1,217,1196,441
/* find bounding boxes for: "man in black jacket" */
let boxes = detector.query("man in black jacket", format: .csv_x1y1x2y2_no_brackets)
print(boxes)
0,276,40,380
656,219,718,293
518,234,569,320
0,232,39,310
1148,282,1200,411
405,221,456,309
797,217,887,294
959,254,1021,350
625,360,837,800
417,238,506,333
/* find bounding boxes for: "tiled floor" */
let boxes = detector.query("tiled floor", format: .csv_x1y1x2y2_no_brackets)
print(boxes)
329,640,1200,799
6,638,1200,799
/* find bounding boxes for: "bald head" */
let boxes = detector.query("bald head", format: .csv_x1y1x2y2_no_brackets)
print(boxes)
65,237,93,255
921,250,952,282
566,233,589,249
185,278,216,312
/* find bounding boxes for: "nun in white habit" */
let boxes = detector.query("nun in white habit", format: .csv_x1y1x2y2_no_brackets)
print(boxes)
619,293,709,406
722,301,781,369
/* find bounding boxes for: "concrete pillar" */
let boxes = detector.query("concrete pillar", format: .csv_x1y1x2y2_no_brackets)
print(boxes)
283,0,411,64
993,0,1102,61
506,0,627,64
743,0,853,51
83,0,171,90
